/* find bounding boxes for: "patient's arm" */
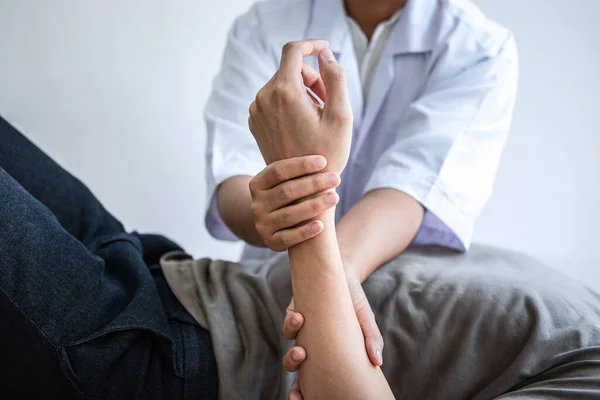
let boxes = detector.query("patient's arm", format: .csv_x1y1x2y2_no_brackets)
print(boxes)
288,207,394,399
248,40,393,397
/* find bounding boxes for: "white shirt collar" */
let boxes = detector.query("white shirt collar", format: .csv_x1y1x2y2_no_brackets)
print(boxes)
305,0,437,56
346,7,403,99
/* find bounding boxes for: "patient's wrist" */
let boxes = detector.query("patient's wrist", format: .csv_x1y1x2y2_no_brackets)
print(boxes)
288,208,343,273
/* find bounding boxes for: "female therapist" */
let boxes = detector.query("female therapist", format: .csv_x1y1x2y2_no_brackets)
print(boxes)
204,0,518,367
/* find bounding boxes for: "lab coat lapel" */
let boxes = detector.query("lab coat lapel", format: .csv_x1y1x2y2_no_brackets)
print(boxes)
357,48,395,149
355,0,438,148
337,35,363,130
305,0,363,129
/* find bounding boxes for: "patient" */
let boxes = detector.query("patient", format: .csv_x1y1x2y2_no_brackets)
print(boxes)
1,41,600,400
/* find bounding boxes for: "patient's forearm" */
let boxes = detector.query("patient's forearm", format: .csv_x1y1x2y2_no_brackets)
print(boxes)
288,208,394,399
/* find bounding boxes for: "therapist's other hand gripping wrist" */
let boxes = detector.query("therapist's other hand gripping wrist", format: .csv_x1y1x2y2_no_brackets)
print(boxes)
249,155,340,251
248,40,353,175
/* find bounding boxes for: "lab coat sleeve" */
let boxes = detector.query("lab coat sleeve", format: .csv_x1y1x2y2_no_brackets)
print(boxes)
204,5,277,241
363,37,519,250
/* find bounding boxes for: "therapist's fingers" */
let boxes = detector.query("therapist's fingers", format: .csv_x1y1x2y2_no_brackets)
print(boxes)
283,346,307,372
288,376,303,400
348,279,384,367
279,40,329,81
269,191,338,232
267,172,340,210
284,298,303,340
318,48,352,123
283,312,303,340
301,63,327,102
251,156,327,190
266,220,324,252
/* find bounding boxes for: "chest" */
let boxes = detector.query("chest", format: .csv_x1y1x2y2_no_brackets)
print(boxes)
346,52,430,169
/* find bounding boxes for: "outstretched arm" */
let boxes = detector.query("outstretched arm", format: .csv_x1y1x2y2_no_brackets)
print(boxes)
287,206,394,399
248,39,394,399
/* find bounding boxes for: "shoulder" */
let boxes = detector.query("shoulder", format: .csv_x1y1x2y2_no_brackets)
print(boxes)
435,0,515,57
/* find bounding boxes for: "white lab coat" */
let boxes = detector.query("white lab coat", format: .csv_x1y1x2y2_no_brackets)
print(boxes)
204,0,519,261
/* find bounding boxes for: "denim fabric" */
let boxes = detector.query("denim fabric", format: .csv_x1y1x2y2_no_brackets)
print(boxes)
0,116,218,399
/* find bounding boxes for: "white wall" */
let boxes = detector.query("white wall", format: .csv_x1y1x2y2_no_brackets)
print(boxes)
0,0,252,261
0,1,598,288
472,0,600,287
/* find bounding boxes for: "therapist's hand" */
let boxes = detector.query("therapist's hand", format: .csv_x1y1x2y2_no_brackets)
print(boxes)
249,155,341,251
282,273,384,398
282,274,384,399
248,40,353,174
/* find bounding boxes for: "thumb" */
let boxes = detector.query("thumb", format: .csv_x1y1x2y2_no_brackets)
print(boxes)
351,284,384,367
318,48,352,122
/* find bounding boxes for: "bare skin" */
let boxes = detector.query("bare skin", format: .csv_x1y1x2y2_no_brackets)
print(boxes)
248,39,395,399
345,0,408,39
216,0,422,375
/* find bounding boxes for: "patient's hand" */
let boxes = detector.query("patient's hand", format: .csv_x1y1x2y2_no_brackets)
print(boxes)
248,40,353,175
249,156,340,251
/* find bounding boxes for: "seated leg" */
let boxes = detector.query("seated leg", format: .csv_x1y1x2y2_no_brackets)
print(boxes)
0,160,216,398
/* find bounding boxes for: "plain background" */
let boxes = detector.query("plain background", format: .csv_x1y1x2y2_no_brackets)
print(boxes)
0,0,598,289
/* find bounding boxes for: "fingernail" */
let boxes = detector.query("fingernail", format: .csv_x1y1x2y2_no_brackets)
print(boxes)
313,157,326,170
292,315,302,326
327,173,339,185
321,48,336,63
376,349,383,364
310,221,322,233
325,192,338,205
292,350,301,361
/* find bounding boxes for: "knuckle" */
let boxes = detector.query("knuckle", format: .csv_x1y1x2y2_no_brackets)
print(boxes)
254,90,264,109
255,89,262,103
279,234,291,249
329,109,352,125
328,68,346,83
255,221,267,235
312,175,322,191
282,41,298,54
248,177,259,193
280,210,292,224
302,158,313,173
272,164,287,182
311,199,321,213
279,186,293,203
272,81,292,102
249,201,259,216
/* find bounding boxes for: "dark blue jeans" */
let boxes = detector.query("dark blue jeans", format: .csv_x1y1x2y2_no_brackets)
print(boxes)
0,117,218,399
